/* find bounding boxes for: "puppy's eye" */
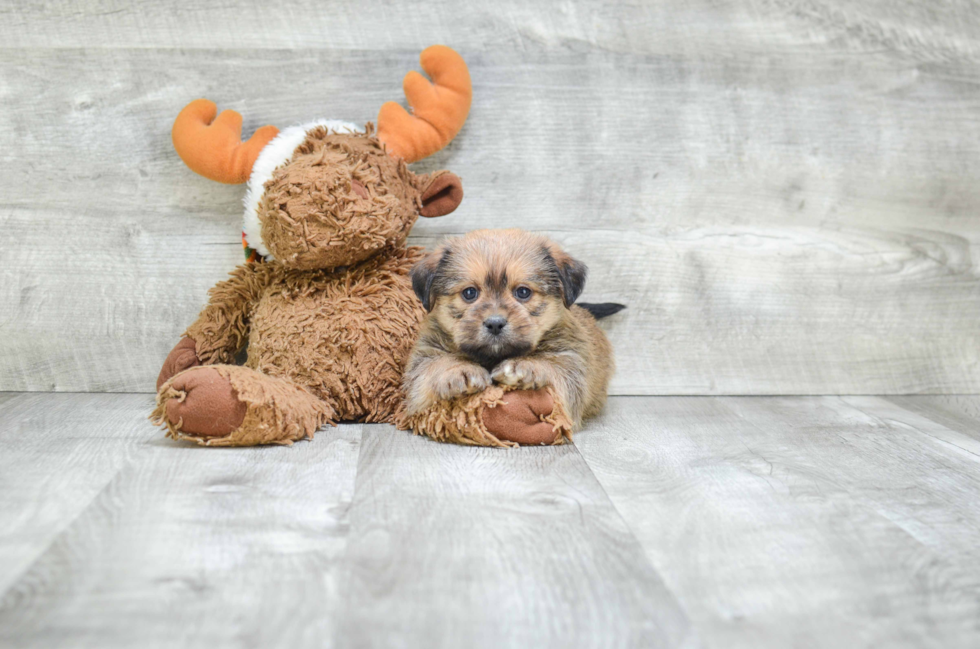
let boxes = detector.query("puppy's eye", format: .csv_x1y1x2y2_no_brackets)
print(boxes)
513,286,532,301
461,287,479,302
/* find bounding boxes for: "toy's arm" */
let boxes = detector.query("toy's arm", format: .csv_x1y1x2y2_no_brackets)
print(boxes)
397,386,573,447
156,263,270,390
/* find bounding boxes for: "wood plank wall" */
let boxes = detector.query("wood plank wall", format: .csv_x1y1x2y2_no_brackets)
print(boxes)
1,1,978,394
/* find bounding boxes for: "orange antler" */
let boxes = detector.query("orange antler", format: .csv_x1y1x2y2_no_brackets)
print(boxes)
377,45,472,163
172,99,280,184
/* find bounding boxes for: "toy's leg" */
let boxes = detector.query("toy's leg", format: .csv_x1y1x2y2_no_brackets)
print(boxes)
482,389,567,445
398,386,572,447
151,365,335,447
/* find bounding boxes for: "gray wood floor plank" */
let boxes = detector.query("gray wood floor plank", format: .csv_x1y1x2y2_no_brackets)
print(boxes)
0,398,362,649
335,425,693,648
574,396,980,648
734,397,980,577
5,395,980,646
843,395,980,458
886,396,980,446
3,44,980,394
0,393,157,593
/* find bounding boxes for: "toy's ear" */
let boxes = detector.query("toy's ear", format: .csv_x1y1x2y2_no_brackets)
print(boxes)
410,249,447,311
419,172,463,218
548,247,588,307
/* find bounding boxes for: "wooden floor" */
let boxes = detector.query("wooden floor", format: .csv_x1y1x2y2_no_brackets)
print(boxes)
2,394,979,648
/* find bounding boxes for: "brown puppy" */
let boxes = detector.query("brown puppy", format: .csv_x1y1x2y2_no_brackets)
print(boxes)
404,229,623,430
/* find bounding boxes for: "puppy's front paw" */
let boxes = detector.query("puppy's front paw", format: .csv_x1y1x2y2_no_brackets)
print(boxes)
432,364,491,401
491,359,551,390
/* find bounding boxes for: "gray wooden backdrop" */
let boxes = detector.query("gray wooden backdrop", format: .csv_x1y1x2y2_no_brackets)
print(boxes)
2,0,979,395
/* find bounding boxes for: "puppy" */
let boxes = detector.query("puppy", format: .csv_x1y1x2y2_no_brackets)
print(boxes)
403,229,624,429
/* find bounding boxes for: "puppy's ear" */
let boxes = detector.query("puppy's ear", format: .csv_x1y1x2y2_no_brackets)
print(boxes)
419,172,463,218
410,249,447,311
548,247,588,307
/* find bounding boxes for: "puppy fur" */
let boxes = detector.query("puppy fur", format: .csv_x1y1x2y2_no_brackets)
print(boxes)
403,229,614,429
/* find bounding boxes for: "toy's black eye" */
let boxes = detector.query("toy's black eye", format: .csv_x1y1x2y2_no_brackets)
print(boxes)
461,287,479,302
514,286,532,301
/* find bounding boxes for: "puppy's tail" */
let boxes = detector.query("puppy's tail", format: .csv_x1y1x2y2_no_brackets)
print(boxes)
578,302,627,320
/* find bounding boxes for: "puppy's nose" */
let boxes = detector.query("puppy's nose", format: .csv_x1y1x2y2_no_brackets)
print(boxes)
483,316,508,336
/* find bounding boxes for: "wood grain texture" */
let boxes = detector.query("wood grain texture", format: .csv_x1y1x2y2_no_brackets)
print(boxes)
886,396,980,445
2,2,980,394
2,0,978,61
335,425,693,648
5,395,980,646
0,393,157,593
0,397,692,648
575,396,980,648
0,394,362,649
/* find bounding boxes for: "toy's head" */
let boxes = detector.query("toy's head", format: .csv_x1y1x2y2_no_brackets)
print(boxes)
172,46,470,270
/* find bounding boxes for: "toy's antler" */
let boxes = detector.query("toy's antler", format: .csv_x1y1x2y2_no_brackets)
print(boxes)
172,99,280,184
377,45,472,163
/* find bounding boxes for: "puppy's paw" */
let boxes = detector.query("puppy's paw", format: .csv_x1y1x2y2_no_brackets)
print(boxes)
491,359,552,390
432,364,491,401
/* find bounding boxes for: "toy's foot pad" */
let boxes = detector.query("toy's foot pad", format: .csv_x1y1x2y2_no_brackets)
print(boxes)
482,389,560,445
164,367,247,438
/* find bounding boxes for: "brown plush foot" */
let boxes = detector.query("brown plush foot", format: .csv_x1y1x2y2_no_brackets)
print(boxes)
164,366,247,438
482,389,558,445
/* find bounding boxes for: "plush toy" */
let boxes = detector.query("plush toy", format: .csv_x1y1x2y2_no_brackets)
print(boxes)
152,45,571,447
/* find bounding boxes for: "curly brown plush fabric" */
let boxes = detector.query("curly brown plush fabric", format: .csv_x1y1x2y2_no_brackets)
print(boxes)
257,127,425,270
159,245,427,428
153,49,552,448
153,247,568,447
153,127,566,447
396,385,573,448
152,364,332,446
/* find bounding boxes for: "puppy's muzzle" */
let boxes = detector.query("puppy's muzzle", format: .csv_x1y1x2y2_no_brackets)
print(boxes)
483,316,507,336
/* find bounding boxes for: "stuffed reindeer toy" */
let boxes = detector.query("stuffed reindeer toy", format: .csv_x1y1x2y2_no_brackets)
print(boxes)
153,46,572,447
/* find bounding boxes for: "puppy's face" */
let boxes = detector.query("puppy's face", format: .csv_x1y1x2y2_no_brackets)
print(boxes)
412,230,587,368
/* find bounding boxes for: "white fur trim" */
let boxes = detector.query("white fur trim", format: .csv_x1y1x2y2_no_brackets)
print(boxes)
242,119,363,259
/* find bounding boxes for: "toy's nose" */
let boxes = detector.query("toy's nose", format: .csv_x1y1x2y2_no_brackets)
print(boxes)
351,179,368,199
483,316,507,336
